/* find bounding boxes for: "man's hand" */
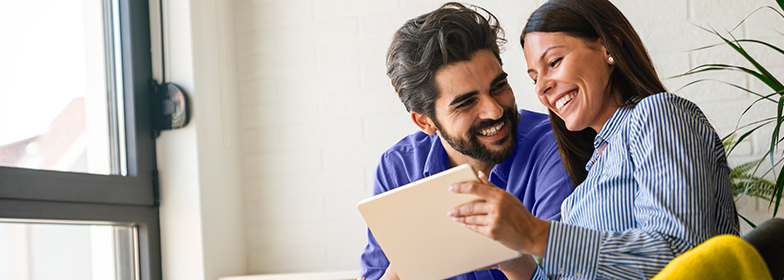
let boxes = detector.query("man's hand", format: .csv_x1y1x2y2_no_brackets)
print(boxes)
447,171,550,258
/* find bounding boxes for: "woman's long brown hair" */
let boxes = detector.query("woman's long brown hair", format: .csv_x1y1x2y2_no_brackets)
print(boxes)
521,0,667,187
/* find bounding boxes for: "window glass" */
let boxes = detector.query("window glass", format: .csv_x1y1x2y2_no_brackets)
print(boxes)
0,0,125,175
0,221,137,280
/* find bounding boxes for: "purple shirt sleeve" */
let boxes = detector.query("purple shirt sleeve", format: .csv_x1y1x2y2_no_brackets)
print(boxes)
360,153,397,280
527,137,572,221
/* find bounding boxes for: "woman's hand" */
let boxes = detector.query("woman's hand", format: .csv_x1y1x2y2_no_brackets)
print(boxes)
447,171,550,258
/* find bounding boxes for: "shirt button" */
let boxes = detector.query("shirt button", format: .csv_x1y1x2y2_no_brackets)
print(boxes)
576,272,583,278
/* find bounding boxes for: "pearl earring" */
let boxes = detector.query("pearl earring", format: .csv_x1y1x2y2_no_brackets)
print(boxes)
609,56,615,64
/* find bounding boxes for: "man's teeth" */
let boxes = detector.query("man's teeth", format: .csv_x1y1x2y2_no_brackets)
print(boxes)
556,92,577,110
479,122,504,136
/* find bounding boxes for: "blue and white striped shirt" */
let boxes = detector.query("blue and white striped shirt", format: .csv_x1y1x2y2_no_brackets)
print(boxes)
531,92,738,279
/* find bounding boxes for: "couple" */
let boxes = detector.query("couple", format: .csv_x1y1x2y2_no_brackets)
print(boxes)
361,0,739,279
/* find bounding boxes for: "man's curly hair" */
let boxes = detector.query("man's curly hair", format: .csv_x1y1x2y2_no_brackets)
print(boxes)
386,2,506,119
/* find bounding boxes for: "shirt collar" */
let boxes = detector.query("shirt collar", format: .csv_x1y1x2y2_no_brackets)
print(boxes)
422,135,450,178
420,133,511,184
586,96,642,170
594,96,642,148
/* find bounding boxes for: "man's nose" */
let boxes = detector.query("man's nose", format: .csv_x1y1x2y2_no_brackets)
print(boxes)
477,94,504,120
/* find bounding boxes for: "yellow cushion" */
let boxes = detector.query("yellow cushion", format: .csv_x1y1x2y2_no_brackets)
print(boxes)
653,235,772,280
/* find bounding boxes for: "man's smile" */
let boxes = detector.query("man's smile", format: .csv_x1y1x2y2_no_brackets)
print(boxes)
479,122,504,136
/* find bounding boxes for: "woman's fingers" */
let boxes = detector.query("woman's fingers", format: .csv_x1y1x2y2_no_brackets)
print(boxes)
445,170,550,257
448,181,493,198
449,181,506,203
477,170,490,184
452,211,490,225
448,201,492,217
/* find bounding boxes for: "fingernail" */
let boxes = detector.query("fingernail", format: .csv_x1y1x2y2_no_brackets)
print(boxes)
447,210,454,217
490,265,499,270
448,185,455,192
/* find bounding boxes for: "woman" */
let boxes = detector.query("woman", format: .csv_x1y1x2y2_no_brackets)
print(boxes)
447,0,739,279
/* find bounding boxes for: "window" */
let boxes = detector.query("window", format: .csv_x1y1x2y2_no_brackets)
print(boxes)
0,0,161,279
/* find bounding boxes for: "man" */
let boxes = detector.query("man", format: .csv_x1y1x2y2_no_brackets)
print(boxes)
360,3,574,280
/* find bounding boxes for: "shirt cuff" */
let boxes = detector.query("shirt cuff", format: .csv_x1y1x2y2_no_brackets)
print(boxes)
541,220,602,279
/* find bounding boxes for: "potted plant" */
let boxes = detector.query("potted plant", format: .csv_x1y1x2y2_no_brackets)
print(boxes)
677,0,784,228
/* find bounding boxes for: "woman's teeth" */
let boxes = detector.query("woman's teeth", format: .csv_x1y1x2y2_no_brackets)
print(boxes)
479,122,504,136
556,92,577,110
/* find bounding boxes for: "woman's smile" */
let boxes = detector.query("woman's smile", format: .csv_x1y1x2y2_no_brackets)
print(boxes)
555,89,578,112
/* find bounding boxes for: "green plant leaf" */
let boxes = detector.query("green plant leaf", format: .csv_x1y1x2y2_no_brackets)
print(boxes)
772,96,784,173
737,39,784,57
734,174,776,201
671,79,778,103
686,39,784,57
723,91,781,156
773,163,784,216
680,64,778,90
773,160,784,216
727,147,780,201
731,159,764,178
702,25,784,92
739,214,757,228
726,122,771,155
777,0,784,15
732,117,776,132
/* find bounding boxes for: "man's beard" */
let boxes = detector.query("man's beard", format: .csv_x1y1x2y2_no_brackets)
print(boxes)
434,108,519,164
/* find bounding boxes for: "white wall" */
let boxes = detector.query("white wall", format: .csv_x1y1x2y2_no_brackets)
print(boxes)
160,0,784,277
156,0,247,280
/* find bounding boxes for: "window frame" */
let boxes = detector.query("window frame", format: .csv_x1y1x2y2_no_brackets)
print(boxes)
0,0,161,279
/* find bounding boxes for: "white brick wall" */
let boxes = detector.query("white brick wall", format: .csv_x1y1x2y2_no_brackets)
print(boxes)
233,0,784,274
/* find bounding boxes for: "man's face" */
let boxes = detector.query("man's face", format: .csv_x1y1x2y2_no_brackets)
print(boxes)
431,49,518,164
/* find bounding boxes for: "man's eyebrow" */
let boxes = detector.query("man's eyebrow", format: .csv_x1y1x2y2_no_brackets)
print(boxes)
448,73,509,107
527,46,563,74
449,91,479,107
491,72,508,86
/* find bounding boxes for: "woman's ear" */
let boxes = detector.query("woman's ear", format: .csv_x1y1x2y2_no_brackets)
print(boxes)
595,38,614,64
411,111,438,135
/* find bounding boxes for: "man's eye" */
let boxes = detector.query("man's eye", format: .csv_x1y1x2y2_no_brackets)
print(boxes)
549,58,563,67
456,100,475,109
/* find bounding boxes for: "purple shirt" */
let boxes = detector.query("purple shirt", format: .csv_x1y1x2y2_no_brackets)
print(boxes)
360,109,574,280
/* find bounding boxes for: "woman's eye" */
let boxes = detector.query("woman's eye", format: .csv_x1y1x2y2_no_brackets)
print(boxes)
549,57,562,67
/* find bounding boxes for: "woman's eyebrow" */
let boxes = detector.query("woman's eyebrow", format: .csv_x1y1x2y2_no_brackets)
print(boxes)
527,46,563,74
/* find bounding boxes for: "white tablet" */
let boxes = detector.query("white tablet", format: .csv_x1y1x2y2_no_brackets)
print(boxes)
357,164,521,280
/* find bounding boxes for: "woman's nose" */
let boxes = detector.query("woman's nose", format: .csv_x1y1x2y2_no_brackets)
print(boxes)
536,77,554,96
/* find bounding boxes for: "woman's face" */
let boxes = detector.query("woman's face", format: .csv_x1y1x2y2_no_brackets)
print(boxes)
523,32,619,132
